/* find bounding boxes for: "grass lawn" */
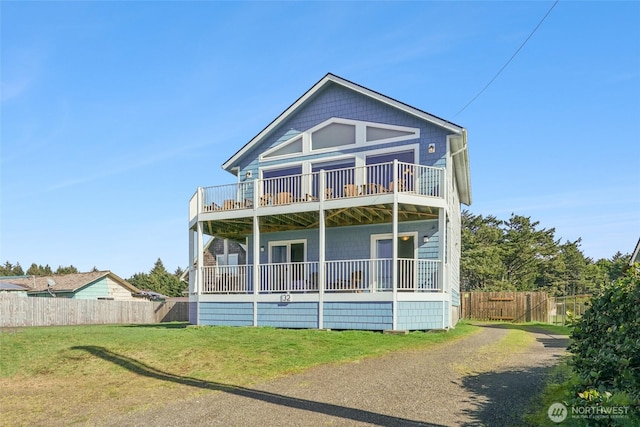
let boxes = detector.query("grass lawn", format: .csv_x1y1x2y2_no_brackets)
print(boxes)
0,322,479,426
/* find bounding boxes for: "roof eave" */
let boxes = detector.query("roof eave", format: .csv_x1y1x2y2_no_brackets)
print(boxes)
450,130,472,206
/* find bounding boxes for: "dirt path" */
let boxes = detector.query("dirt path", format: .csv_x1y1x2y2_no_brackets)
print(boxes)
105,325,569,427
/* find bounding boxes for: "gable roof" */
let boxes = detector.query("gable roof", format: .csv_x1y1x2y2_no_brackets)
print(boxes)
5,271,139,294
223,73,464,170
631,238,640,266
222,73,471,205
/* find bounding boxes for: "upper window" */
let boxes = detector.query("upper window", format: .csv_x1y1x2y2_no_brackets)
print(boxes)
260,118,419,161
262,137,303,159
366,126,415,142
311,123,356,150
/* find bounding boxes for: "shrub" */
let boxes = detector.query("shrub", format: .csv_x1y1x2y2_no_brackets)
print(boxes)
569,265,640,424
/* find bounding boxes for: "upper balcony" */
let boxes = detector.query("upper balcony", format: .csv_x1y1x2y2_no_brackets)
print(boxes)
189,161,448,235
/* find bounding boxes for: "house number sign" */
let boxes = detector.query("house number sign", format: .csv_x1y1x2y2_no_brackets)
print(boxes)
280,294,292,303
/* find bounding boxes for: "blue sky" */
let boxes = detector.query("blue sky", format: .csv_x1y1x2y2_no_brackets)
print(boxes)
1,1,638,278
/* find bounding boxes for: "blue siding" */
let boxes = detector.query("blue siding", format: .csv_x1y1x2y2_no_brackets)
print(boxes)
247,220,440,264
397,301,446,330
257,302,318,328
199,302,253,326
74,278,108,299
323,301,393,330
451,288,460,307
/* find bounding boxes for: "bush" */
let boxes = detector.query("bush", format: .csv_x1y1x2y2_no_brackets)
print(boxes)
569,265,640,424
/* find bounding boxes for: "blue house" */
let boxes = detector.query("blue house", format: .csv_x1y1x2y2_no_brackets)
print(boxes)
188,73,471,331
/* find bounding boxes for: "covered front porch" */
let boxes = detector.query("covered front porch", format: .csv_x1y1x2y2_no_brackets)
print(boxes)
199,258,441,294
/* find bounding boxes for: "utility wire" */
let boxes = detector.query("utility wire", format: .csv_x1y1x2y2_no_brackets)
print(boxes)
454,0,560,118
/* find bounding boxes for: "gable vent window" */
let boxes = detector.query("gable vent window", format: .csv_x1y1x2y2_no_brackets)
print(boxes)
366,126,415,142
263,137,303,159
312,123,356,150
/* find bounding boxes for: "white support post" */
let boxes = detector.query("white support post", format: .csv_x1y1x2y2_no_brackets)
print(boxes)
196,221,203,325
188,228,195,324
318,171,326,329
392,159,399,330
252,196,260,327
438,208,446,293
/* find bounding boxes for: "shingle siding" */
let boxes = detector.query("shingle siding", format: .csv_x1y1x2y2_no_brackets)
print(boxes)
323,301,393,330
257,302,318,328
199,302,253,326
397,301,447,330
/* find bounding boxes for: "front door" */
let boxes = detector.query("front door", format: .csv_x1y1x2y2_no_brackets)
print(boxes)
372,234,416,291
269,240,305,291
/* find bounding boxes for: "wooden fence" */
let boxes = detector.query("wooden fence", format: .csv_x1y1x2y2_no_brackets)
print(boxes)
460,291,549,322
0,295,189,327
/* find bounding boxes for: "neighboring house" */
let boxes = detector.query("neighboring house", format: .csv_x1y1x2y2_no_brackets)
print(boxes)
0,281,30,297
188,73,471,331
180,236,247,283
8,271,141,300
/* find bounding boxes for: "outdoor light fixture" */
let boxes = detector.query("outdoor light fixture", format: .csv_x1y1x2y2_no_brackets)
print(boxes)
423,236,429,243
428,143,436,153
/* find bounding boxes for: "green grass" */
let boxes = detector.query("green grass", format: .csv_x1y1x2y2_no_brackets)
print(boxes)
452,325,539,375
0,322,479,426
522,359,585,427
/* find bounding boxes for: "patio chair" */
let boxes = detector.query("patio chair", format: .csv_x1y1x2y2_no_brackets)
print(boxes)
259,194,272,206
276,192,293,205
343,184,359,197
351,271,363,293
222,199,236,210
388,180,406,193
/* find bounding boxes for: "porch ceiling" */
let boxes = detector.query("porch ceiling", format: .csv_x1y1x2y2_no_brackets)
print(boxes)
201,203,439,240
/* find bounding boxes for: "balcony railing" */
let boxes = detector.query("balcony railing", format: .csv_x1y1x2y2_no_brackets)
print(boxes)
200,259,441,294
197,162,445,213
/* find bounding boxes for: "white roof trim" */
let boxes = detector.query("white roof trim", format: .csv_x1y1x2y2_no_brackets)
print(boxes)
222,73,464,171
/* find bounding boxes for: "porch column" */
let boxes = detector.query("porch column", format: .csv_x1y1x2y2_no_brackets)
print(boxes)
392,159,399,330
196,221,204,325
188,227,195,325
318,171,326,329
252,195,260,327
438,208,446,294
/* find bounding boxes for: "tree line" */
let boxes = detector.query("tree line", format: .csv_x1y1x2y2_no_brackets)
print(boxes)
0,262,85,277
461,211,631,295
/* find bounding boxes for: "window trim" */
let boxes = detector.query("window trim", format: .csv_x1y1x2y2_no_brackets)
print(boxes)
259,118,420,161
267,239,307,263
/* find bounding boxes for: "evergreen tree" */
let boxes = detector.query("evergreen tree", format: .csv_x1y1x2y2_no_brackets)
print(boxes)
127,258,187,297
55,265,79,275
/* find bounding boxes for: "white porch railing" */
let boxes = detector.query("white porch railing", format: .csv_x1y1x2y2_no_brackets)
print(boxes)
201,259,441,294
202,265,252,293
198,161,445,213
259,261,319,293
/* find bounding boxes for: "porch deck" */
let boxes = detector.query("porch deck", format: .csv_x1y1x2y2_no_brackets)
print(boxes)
199,258,441,294
190,161,445,216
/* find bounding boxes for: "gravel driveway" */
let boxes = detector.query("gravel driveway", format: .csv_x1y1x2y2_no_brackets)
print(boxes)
105,324,569,427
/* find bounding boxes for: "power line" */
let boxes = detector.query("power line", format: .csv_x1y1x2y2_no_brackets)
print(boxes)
454,0,560,118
